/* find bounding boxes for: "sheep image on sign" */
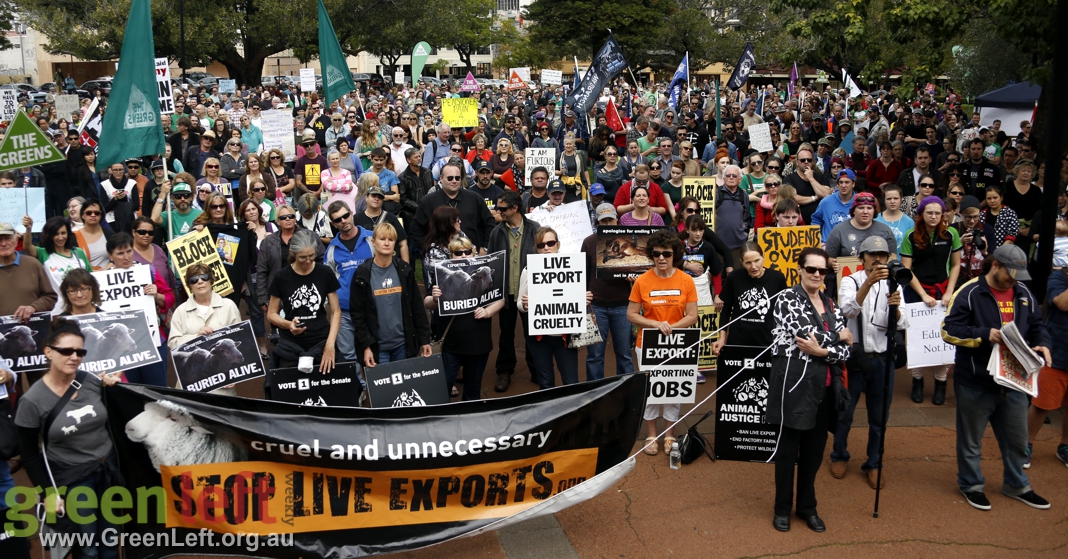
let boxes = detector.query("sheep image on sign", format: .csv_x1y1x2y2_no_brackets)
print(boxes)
125,399,247,472
432,250,505,316
171,320,265,393
0,312,50,373
69,310,161,375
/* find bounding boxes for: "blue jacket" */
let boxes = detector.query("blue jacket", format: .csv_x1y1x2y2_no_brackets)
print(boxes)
324,227,374,311
811,192,856,244
941,275,1049,393
240,124,264,153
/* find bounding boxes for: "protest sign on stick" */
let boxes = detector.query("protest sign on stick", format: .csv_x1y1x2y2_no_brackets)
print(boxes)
55,95,81,118
432,250,506,316
527,201,593,254
172,320,265,392
757,225,821,286
94,264,160,342
269,361,362,406
441,98,479,128
364,354,449,407
0,312,50,374
166,228,234,297
639,327,699,404
596,226,656,279
0,187,45,233
526,253,587,335
682,177,717,230
155,57,175,114
69,310,160,375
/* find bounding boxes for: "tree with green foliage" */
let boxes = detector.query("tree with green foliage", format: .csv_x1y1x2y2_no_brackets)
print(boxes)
0,3,15,52
492,20,551,77
525,0,672,67
446,0,496,73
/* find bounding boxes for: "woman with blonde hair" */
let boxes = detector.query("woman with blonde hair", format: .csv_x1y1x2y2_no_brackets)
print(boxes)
556,133,589,202
354,119,382,169
491,137,515,190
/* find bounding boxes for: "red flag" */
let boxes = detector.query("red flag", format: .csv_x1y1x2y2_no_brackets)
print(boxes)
500,168,517,191
606,98,624,132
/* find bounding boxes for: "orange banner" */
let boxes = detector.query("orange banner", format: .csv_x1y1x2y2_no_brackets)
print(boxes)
160,449,598,535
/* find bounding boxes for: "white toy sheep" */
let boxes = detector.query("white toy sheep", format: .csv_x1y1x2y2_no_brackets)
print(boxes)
125,400,246,472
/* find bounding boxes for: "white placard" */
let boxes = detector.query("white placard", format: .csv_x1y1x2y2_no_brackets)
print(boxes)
155,57,175,115
526,253,587,335
93,264,161,342
541,70,563,85
300,69,316,92
904,302,956,368
0,188,45,233
218,79,236,94
527,200,594,254
748,122,773,153
525,148,556,185
638,328,700,404
395,71,405,86
55,95,80,119
0,89,16,121
510,67,531,83
259,109,296,162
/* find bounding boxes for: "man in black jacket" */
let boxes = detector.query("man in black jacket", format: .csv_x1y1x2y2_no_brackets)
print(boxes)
410,162,495,255
957,138,1001,199
183,131,220,180
486,190,540,392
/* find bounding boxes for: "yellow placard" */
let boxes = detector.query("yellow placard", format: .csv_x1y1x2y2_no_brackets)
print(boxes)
757,225,821,286
166,228,235,297
441,98,479,128
681,177,716,231
698,305,719,370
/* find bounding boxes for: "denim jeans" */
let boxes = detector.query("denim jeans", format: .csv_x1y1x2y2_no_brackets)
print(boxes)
443,352,489,401
245,289,266,337
68,467,120,559
830,353,893,470
378,345,407,364
955,382,1032,496
125,344,168,387
586,304,635,381
337,311,358,361
529,335,579,388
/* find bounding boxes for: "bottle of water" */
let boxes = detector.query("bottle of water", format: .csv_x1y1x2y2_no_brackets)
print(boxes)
669,442,681,470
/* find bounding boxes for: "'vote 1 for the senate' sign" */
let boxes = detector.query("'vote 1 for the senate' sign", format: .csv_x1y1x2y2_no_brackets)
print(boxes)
526,253,587,335
639,328,700,405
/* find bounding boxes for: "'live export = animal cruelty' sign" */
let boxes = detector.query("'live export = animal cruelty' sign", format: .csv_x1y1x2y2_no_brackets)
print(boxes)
526,253,587,335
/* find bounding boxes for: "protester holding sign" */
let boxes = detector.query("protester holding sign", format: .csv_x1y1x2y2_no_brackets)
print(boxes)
582,204,636,379
107,233,174,386
900,196,961,404
194,193,255,308
21,216,92,315
267,229,341,372
58,269,103,317
768,247,852,533
424,236,505,401
627,229,698,455
351,223,432,367
168,264,242,395
518,227,593,388
14,317,122,559
150,177,203,239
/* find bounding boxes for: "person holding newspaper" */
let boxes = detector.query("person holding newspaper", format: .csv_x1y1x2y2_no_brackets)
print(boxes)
941,245,1052,511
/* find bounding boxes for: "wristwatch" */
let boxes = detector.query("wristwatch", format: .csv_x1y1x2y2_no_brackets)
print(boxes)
156,198,166,204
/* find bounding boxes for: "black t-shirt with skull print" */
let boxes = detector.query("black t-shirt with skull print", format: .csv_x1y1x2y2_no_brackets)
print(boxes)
268,263,341,350
719,267,788,348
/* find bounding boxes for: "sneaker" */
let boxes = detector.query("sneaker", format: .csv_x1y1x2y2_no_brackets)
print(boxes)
1057,445,1068,468
1008,490,1051,510
696,372,706,384
1024,442,1032,469
961,490,991,510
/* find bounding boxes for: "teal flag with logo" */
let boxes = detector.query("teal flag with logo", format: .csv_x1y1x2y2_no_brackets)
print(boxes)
318,0,356,106
411,42,432,88
96,0,165,169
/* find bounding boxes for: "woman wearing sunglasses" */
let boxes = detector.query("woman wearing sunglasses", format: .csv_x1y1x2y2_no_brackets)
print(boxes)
169,264,242,395
72,199,114,270
517,227,593,389
628,229,698,459
195,157,229,209
15,317,122,559
194,193,255,310
768,247,852,533
21,216,92,314
425,236,504,401
129,216,175,290
266,148,296,203
220,137,248,187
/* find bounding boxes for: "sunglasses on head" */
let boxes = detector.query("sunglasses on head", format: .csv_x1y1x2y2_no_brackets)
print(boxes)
186,273,213,286
452,249,473,256
330,211,351,223
49,346,88,357
536,240,558,249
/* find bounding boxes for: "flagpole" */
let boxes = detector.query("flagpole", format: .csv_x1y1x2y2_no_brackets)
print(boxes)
714,78,722,139
685,51,691,108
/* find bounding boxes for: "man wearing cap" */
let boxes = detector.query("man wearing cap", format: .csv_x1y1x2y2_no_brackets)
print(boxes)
295,132,330,196
941,244,1052,511
540,179,570,211
812,169,859,244
831,235,908,489
151,178,203,238
124,158,148,211
586,183,607,226
410,161,495,256
826,190,898,274
493,114,528,153
471,160,505,217
581,204,635,379
183,130,220,181
487,189,540,392
554,109,586,149
0,221,57,322
815,137,834,174
137,159,168,218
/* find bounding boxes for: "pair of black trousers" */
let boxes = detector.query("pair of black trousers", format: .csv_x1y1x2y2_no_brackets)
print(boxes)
495,298,534,376
773,386,833,518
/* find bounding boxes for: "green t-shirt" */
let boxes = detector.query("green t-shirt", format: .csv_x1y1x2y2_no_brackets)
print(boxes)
162,208,203,239
900,227,962,284
638,136,658,162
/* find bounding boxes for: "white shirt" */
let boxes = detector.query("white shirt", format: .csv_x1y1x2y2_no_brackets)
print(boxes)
838,269,909,353
389,142,414,174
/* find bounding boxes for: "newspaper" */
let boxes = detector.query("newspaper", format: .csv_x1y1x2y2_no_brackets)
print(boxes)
986,321,1043,396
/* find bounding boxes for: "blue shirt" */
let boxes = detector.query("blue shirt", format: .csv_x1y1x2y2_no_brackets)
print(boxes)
811,192,856,244
1046,270,1068,370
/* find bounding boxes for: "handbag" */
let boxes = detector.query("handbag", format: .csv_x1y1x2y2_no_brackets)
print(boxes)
677,410,716,464
568,308,603,348
430,317,455,354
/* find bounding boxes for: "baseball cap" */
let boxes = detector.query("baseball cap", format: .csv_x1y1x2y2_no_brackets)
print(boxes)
0,222,15,236
367,186,385,198
818,137,833,147
564,110,576,118
202,130,217,139
992,244,1031,281
596,203,617,221
473,159,492,172
858,235,889,255
589,183,606,196
547,179,566,193
171,183,192,194
150,159,164,170
837,168,856,182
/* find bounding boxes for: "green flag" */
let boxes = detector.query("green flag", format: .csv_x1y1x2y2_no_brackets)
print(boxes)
97,0,165,169
411,41,432,88
318,0,356,107
0,110,66,172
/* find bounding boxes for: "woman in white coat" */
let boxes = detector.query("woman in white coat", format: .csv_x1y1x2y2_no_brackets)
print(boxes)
168,263,242,395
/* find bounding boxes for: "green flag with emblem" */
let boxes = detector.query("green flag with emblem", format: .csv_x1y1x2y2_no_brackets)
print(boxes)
0,110,65,172
318,0,356,107
96,0,165,169
412,41,432,88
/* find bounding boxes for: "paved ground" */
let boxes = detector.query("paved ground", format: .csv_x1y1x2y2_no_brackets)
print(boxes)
18,314,1068,558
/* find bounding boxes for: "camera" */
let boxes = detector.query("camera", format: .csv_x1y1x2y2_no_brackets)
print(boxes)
970,228,986,251
885,260,913,292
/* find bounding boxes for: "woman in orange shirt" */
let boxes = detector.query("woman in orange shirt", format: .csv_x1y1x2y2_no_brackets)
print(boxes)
628,229,698,457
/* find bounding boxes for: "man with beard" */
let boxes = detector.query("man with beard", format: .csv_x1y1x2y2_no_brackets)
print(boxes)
785,147,832,224
494,114,528,152
957,138,1001,198
150,179,203,239
410,162,495,255
471,160,505,219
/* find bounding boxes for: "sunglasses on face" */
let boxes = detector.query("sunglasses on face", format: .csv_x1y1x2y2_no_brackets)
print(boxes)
949,172,962,177
49,346,88,357
134,228,154,236
277,214,296,221
495,204,512,212
205,164,220,169
442,175,461,182
765,182,781,187
536,240,558,249
803,266,830,276
683,208,698,214
950,190,964,196
920,182,936,188
187,273,213,286
798,158,813,163
651,250,673,259
210,204,228,210
83,210,101,216
767,166,781,171
452,249,474,256
330,211,351,223
251,187,266,193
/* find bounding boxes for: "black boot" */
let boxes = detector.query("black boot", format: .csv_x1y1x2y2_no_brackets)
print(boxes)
911,378,924,403
932,380,947,406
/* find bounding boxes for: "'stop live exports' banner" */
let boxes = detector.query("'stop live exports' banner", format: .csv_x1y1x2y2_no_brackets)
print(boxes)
104,375,647,558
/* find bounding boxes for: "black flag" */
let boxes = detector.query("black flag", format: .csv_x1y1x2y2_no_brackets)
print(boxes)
564,33,628,115
726,42,756,90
